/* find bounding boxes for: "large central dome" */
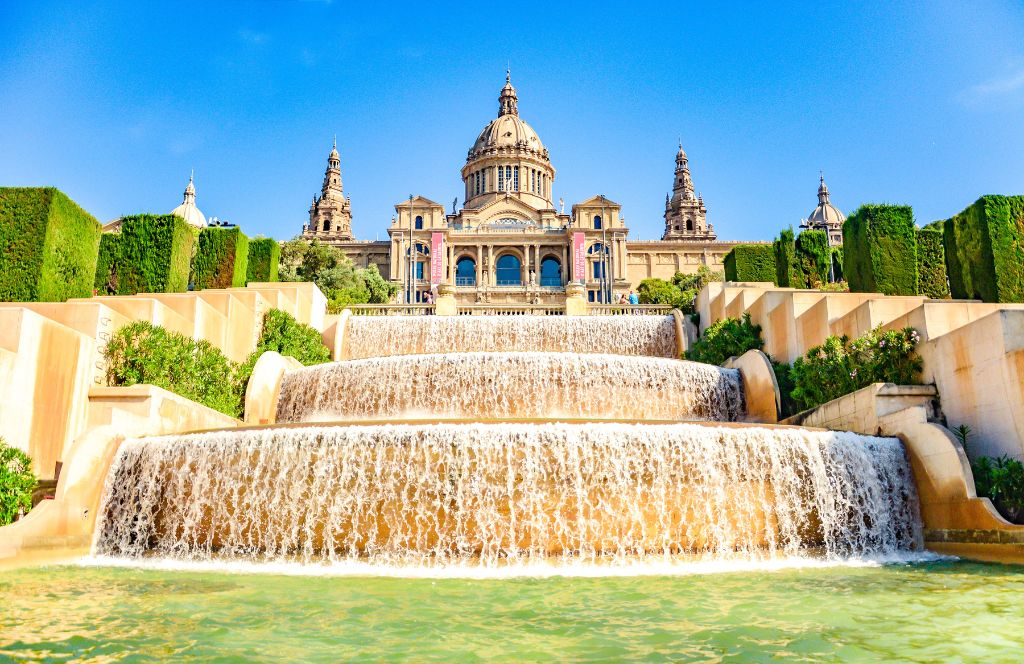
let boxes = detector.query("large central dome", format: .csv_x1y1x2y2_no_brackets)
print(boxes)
461,72,555,210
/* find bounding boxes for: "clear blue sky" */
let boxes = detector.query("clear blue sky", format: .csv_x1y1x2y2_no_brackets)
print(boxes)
1,1,1022,242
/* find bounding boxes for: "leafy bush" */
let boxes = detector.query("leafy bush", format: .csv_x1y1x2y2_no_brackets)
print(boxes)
94,233,120,294
916,227,949,299
843,204,919,295
724,244,775,283
246,237,281,283
638,266,722,314
794,229,830,288
193,227,249,290
0,439,36,526
971,455,1024,524
234,309,332,413
685,313,764,365
789,326,923,411
773,227,803,288
104,321,239,416
0,187,102,302
280,238,397,312
107,214,197,294
943,195,1024,302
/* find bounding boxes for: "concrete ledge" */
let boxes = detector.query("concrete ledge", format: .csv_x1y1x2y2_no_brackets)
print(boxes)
243,351,304,425
780,383,939,433
723,349,779,423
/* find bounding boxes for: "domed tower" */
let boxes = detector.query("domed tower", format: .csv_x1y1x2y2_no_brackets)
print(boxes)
662,141,713,241
461,71,555,210
803,173,845,245
304,138,353,240
170,171,207,228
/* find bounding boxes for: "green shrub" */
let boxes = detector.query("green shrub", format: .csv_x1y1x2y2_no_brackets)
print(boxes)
971,455,1024,524
685,313,764,366
724,244,776,283
843,204,919,295
794,229,830,288
830,246,844,282
0,187,102,302
789,326,923,411
193,227,249,290
943,195,1024,302
638,266,722,315
104,321,238,416
234,309,332,413
773,228,804,288
0,439,36,526
915,227,949,299
246,237,281,283
109,214,197,294
94,233,120,294
280,239,398,311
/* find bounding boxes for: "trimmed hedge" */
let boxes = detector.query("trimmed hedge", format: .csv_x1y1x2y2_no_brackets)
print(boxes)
831,246,844,282
193,227,249,290
0,187,101,302
943,195,1024,302
843,204,919,295
724,244,776,283
246,237,281,283
794,229,830,288
773,228,804,288
94,233,119,294
915,227,949,299
107,214,197,294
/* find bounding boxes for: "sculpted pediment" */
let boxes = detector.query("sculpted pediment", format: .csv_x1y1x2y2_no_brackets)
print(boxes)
475,196,542,228
574,195,621,209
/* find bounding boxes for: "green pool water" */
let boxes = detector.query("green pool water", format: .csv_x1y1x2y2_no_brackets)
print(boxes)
2,560,1024,661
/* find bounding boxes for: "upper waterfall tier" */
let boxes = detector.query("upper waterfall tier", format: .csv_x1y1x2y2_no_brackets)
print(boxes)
344,315,678,359
276,352,744,423
93,422,922,567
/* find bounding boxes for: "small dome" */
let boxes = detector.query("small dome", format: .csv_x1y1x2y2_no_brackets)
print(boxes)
806,175,845,226
170,173,207,228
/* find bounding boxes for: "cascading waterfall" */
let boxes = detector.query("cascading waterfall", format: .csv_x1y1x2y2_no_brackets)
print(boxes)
343,315,678,359
94,423,922,567
276,353,744,423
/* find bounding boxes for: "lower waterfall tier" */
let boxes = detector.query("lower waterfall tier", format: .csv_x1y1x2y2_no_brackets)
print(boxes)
94,423,922,567
343,315,678,359
275,353,744,423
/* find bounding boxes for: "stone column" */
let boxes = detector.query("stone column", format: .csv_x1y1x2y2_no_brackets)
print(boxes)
523,243,530,285
476,244,482,286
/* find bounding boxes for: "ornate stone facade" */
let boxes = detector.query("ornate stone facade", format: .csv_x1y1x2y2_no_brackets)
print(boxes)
306,74,750,303
802,174,846,245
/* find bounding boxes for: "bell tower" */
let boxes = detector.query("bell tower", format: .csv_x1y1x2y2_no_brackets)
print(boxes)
662,141,714,241
304,138,353,241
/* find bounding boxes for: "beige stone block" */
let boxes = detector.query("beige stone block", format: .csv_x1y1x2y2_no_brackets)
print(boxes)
723,349,779,423
82,296,194,339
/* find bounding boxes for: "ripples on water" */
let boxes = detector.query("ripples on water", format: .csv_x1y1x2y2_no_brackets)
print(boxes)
3,562,1024,661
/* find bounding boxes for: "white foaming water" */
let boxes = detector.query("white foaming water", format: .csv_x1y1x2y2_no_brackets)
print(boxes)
344,315,678,359
93,423,922,568
276,352,743,423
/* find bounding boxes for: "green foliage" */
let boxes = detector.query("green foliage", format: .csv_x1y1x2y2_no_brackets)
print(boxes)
773,227,803,288
280,238,397,312
843,204,919,295
794,230,831,288
107,214,197,294
104,321,239,416
953,423,972,448
0,187,101,302
971,456,1024,524
94,233,120,294
685,313,764,366
771,360,799,419
789,326,923,411
943,195,1024,302
638,266,722,314
193,227,250,290
830,246,844,282
235,309,332,412
246,237,281,283
0,439,36,526
915,227,949,299
724,244,776,283
818,281,850,293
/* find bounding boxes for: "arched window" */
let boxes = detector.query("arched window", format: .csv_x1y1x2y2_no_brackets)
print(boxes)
324,219,331,232
540,257,561,287
587,243,608,255
495,254,521,286
686,217,694,231
456,257,476,286
415,215,424,230
593,215,603,230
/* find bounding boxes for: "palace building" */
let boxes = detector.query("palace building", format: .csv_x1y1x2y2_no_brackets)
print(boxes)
301,73,754,303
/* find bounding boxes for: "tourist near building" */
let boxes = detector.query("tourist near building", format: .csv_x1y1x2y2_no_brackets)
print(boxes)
301,73,753,304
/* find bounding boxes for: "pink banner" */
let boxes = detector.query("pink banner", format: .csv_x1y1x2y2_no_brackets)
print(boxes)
430,232,444,285
572,232,585,282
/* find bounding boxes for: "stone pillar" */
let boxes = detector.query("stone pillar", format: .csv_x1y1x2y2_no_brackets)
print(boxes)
523,243,530,285
561,244,568,285
565,281,588,315
476,244,482,286
435,283,457,316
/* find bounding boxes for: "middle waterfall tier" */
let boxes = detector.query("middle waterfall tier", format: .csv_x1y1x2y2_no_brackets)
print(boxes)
276,352,744,423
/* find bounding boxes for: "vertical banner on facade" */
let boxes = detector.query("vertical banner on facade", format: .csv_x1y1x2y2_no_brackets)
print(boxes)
430,232,444,285
572,232,585,283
